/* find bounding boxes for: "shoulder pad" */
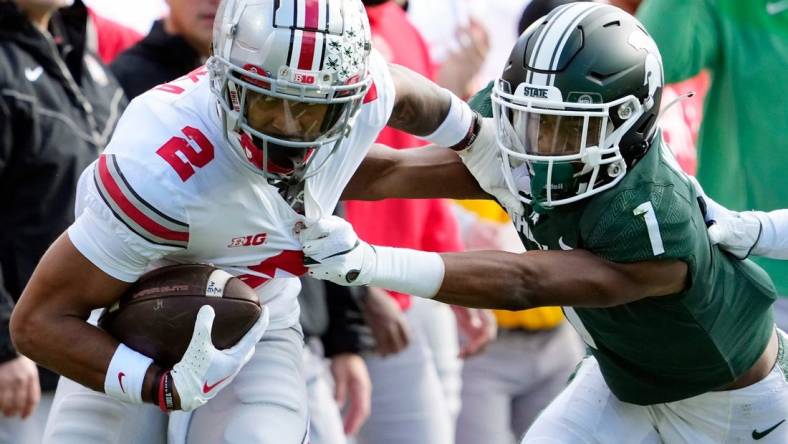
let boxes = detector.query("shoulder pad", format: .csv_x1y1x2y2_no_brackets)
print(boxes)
582,183,698,262
93,153,189,248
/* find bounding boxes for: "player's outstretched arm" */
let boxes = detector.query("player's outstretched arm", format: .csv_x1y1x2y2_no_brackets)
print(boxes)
342,143,488,201
706,204,788,260
692,177,788,260
386,64,456,137
348,64,524,211
344,62,483,201
299,216,688,309
435,250,688,309
747,210,788,259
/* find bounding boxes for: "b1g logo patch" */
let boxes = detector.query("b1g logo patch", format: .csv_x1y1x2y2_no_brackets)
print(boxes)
293,71,317,85
228,232,267,248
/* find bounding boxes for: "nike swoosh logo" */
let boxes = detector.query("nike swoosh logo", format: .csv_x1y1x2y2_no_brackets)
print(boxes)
118,372,126,393
322,240,361,260
753,419,785,440
25,66,43,82
202,375,232,393
558,236,574,251
767,0,788,15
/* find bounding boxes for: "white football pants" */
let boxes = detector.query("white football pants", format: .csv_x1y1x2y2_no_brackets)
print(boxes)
523,330,788,444
42,326,308,444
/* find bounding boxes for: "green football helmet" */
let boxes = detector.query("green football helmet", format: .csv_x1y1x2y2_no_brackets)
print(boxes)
492,3,664,209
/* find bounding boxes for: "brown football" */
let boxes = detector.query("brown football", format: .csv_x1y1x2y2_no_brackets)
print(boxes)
98,264,261,368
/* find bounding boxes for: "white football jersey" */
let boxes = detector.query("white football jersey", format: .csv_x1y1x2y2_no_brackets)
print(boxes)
69,50,394,330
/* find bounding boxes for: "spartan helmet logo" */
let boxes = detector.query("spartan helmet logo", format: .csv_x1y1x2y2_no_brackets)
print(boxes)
627,28,664,110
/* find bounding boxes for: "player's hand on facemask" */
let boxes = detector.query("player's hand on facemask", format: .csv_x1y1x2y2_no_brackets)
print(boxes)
690,176,762,259
170,305,269,411
457,117,525,216
299,216,377,286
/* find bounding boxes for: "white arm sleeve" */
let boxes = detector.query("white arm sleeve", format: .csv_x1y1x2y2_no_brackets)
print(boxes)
753,210,788,260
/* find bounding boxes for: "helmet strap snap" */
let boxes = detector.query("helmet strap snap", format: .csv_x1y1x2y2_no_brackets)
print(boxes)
607,161,624,178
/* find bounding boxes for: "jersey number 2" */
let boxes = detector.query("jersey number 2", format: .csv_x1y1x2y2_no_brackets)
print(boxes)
157,126,214,182
634,201,665,256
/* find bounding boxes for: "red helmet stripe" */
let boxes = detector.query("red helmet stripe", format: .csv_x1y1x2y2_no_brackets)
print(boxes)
304,0,320,30
298,31,317,70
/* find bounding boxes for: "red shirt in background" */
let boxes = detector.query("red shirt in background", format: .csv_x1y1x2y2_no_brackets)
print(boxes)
87,8,143,63
661,73,709,175
346,2,463,310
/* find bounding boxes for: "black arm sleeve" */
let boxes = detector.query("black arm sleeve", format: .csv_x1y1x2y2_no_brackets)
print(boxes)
321,283,374,357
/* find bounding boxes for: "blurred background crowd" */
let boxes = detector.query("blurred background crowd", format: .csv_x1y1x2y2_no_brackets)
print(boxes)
0,0,785,443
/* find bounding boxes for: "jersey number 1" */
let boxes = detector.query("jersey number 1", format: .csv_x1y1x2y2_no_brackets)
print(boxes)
157,126,215,181
634,201,665,256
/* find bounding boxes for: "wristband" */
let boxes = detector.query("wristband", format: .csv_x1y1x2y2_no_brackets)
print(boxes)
369,247,445,298
157,371,176,412
449,112,482,152
423,91,475,148
104,344,153,404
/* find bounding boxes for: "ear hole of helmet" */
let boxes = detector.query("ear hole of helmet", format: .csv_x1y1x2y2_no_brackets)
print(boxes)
619,112,656,163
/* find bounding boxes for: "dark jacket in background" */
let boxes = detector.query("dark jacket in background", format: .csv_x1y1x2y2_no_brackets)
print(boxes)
299,278,373,357
0,0,127,389
110,20,202,100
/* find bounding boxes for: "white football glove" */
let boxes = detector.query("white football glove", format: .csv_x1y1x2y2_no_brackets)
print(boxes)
299,216,376,286
171,305,269,411
690,176,762,259
707,209,763,260
300,216,446,297
457,117,524,215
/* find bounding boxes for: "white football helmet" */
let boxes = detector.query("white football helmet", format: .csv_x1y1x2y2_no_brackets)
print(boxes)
209,0,372,181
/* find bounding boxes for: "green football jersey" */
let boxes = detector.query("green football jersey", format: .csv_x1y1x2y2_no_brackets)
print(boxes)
638,0,788,295
471,85,777,405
